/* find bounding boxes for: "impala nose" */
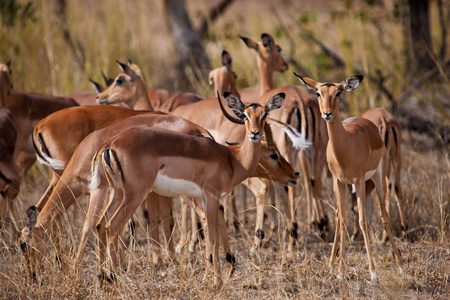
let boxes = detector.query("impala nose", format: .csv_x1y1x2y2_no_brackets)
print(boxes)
295,171,301,178
323,112,333,121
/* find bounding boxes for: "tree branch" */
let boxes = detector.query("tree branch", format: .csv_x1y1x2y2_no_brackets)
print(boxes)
392,57,450,115
197,0,234,38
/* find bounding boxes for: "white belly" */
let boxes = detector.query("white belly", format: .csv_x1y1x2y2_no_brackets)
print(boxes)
151,172,205,199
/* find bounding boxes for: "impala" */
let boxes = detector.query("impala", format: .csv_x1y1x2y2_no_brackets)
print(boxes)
171,51,305,249
97,61,198,112
20,113,213,278
240,33,329,241
295,73,402,281
83,92,285,286
359,107,407,240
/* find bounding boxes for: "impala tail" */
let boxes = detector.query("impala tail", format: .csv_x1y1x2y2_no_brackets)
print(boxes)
33,132,65,170
89,147,124,191
268,117,312,150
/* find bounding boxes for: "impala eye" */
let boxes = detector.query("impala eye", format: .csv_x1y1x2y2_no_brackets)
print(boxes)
116,76,123,85
316,92,320,97
336,91,341,97
269,153,279,160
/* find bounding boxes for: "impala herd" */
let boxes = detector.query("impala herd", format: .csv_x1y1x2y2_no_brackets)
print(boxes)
0,33,409,287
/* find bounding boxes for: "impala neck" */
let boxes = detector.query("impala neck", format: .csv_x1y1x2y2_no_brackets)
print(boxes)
228,134,262,186
0,86,6,107
257,58,274,96
324,109,351,162
130,79,153,111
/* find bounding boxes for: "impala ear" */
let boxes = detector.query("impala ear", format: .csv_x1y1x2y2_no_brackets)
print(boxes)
294,72,318,91
101,71,114,87
222,50,232,71
341,75,363,91
239,35,259,51
117,60,127,72
224,92,246,119
261,33,275,50
117,60,138,80
266,92,285,112
90,79,104,93
26,206,39,231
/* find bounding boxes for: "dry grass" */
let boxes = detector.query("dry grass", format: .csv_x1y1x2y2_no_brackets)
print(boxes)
1,0,449,299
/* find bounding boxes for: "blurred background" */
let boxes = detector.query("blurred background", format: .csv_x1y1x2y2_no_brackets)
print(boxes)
1,0,449,151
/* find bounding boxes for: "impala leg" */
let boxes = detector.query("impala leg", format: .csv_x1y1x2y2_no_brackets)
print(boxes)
188,205,200,253
299,150,313,231
176,196,189,254
355,180,377,281
266,182,278,235
254,182,268,248
392,156,408,239
219,204,235,274
275,183,294,247
329,208,340,267
96,186,123,279
312,152,329,239
103,188,146,280
228,190,241,237
34,171,61,212
146,193,161,264
287,185,298,247
205,195,221,287
159,195,173,256
372,175,403,271
75,185,109,273
189,198,207,254
334,179,347,280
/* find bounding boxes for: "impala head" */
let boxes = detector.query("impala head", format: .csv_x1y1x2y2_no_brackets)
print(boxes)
208,51,239,96
221,91,285,143
239,33,288,73
259,123,300,186
18,205,39,269
294,73,363,122
96,61,141,107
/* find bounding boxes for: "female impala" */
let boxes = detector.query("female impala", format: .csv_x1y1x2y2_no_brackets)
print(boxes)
240,33,329,241
20,113,214,278
361,107,407,239
85,92,285,286
295,73,402,281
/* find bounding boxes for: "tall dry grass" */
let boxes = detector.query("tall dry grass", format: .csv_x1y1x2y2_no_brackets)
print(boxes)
1,0,449,298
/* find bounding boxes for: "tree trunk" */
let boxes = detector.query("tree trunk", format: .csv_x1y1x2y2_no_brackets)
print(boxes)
408,0,434,72
163,0,211,91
